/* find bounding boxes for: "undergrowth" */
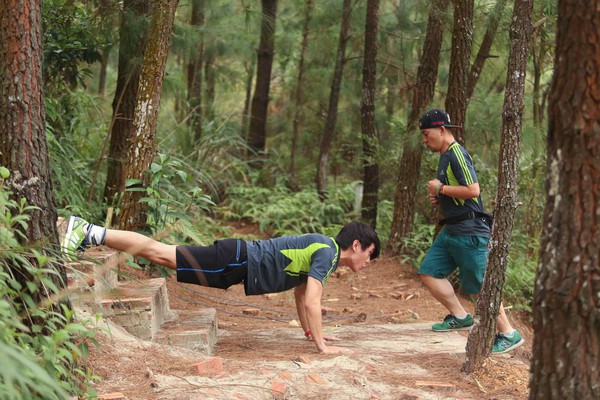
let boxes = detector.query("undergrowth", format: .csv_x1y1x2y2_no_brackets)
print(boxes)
0,167,101,399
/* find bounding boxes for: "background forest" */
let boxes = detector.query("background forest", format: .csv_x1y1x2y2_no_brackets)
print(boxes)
47,0,553,310
1,0,559,397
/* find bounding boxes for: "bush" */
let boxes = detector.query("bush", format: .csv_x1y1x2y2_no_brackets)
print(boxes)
0,169,101,398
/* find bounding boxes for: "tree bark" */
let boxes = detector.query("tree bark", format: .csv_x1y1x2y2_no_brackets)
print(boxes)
0,0,66,302
386,0,448,254
118,0,178,231
102,0,150,207
316,0,352,200
288,0,314,191
463,0,533,374
445,0,473,146
529,1,600,398
247,0,277,168
187,0,205,143
360,0,380,227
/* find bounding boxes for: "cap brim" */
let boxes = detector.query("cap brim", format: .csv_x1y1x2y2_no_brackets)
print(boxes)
444,124,463,129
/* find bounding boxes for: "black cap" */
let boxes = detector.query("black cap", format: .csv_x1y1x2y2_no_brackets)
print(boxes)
419,109,463,130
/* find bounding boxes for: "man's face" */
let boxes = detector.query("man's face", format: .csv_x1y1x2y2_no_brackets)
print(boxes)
421,127,444,152
348,241,376,272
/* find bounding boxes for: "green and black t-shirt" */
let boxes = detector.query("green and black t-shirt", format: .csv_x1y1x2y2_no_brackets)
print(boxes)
438,141,490,237
244,234,340,295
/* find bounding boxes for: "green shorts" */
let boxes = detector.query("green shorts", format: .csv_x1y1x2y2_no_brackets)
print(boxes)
418,229,488,295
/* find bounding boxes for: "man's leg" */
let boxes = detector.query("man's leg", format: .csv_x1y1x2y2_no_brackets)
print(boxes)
496,302,515,334
420,274,469,317
105,229,177,270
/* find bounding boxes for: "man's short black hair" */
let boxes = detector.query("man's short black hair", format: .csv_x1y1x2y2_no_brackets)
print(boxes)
335,222,380,260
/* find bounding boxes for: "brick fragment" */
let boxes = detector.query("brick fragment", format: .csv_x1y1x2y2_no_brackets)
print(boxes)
306,372,327,384
294,355,312,364
271,381,288,399
279,370,292,380
242,308,260,315
195,357,224,376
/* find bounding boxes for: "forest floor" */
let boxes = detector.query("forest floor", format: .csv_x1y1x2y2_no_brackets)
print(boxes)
84,223,532,400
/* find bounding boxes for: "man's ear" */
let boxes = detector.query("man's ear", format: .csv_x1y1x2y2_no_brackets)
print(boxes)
352,239,361,252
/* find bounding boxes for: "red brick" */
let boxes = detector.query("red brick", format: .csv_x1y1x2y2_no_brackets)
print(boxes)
294,355,312,365
195,357,224,375
279,370,292,380
271,381,287,398
306,372,327,384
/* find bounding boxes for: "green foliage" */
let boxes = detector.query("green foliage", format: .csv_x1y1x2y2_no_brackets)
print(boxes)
503,229,539,313
401,219,436,269
125,153,215,233
42,0,104,88
0,169,101,398
222,180,360,236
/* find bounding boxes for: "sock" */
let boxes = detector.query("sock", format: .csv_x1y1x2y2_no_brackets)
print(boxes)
502,330,515,338
85,224,106,246
456,314,469,320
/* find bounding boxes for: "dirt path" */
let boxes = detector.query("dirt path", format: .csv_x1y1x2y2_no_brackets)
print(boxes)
87,253,531,400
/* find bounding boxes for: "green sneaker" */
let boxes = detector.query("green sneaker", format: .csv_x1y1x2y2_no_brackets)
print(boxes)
61,216,90,259
492,330,525,354
432,314,474,331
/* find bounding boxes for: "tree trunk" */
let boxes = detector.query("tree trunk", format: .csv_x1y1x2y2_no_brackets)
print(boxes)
241,56,256,138
102,0,150,207
360,0,380,227
462,0,533,374
531,18,550,127
386,0,448,254
204,53,216,122
529,1,600,398
187,0,205,143
247,0,277,168
288,0,314,191
98,46,110,95
316,0,352,200
118,0,178,231
466,0,507,103
445,0,473,146
0,0,66,302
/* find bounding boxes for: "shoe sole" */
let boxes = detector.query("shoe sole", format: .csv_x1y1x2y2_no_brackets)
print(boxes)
432,326,473,332
492,338,525,354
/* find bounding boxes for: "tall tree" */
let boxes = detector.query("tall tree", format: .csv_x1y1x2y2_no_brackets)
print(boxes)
0,0,66,298
529,0,600,397
247,0,277,168
445,0,473,146
463,0,533,373
187,0,206,142
316,0,352,200
386,0,449,254
118,0,178,230
360,0,380,227
101,0,150,207
466,0,508,103
288,0,314,191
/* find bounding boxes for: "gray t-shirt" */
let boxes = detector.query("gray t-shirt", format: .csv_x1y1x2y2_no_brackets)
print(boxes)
244,234,339,295
437,142,490,237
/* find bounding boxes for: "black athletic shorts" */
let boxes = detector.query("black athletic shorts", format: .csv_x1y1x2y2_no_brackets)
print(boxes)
175,239,248,289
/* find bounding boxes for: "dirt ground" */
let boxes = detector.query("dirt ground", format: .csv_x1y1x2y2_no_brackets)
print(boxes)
83,227,533,400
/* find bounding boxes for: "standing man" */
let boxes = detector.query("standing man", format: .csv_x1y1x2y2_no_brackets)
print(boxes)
417,109,524,354
62,218,380,354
